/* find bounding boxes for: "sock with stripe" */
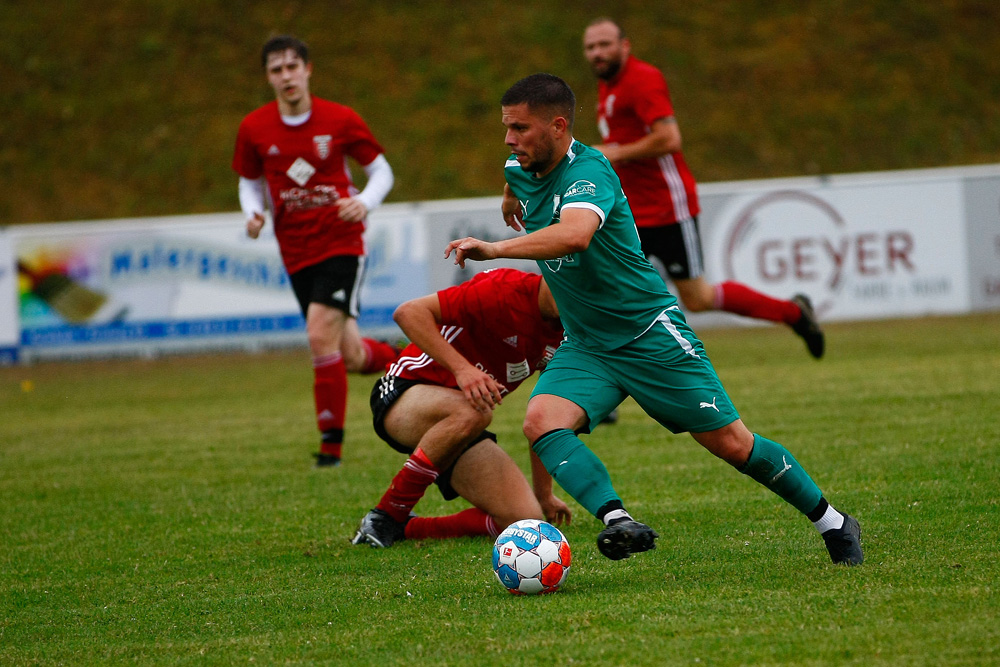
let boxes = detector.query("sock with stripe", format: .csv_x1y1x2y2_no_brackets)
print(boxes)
807,497,846,533
738,433,823,515
404,507,498,540
313,352,347,458
532,429,621,517
717,281,801,325
376,448,440,523
360,338,402,374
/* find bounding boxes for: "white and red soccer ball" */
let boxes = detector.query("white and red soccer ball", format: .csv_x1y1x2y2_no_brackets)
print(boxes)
492,519,571,595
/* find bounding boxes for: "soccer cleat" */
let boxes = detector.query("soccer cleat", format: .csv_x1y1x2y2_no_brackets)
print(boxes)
313,453,341,468
350,508,409,548
822,514,864,565
597,519,659,560
790,294,825,359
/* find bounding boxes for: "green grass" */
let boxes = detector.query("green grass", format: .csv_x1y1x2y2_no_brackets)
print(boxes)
2,313,999,665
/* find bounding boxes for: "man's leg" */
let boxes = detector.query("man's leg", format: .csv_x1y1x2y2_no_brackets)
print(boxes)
524,393,657,560
693,420,863,565
306,303,348,466
340,317,402,374
353,384,493,547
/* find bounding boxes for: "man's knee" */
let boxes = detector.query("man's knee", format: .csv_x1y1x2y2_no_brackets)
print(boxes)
676,280,716,312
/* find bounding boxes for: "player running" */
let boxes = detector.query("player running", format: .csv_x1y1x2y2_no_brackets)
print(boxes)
351,268,571,548
232,35,400,467
447,74,862,565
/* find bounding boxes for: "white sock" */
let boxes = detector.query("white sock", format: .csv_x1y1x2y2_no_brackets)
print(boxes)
812,504,845,533
603,509,632,526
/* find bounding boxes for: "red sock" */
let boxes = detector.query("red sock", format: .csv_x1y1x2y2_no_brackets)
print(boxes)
404,507,498,540
376,448,440,523
717,281,801,324
360,338,401,374
313,352,347,458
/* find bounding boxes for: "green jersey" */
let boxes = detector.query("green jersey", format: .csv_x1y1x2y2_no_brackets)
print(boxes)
505,140,678,351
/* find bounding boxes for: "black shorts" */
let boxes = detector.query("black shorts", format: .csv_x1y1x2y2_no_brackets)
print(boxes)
637,217,704,281
288,255,367,318
370,375,496,501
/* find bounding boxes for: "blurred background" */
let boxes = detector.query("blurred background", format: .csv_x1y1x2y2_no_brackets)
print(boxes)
3,0,999,224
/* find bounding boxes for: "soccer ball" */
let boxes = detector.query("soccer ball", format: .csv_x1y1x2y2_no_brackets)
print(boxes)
492,519,571,595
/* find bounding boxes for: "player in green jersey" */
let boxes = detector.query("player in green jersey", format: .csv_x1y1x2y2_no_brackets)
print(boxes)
445,73,862,565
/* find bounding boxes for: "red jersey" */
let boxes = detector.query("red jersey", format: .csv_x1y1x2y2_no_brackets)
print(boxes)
597,56,700,227
387,269,563,395
232,96,385,274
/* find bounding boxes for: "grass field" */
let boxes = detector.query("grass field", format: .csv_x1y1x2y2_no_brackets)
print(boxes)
2,313,998,665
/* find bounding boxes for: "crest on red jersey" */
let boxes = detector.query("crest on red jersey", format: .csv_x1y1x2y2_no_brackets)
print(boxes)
313,134,332,160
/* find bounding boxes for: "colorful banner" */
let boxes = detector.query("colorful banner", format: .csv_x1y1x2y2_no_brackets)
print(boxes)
8,210,429,361
2,163,998,363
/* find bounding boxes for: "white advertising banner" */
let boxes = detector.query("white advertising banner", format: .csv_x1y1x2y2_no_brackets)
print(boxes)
0,230,19,364
700,172,971,321
2,164,997,363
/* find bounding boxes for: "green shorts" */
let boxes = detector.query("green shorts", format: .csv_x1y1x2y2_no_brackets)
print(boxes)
531,307,739,434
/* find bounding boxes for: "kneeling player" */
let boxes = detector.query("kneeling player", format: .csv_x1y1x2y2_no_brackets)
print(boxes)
351,268,571,547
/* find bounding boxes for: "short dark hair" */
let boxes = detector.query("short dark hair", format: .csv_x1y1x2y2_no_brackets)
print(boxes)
501,73,576,129
261,35,309,69
586,17,625,39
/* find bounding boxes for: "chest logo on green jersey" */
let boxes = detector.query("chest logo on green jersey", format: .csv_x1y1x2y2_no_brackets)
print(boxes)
543,254,576,273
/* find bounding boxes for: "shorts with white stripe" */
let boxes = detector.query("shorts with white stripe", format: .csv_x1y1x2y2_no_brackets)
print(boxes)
636,217,704,280
531,306,739,434
289,254,366,318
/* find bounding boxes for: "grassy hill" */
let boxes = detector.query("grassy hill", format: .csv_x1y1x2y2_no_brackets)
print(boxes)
3,0,999,223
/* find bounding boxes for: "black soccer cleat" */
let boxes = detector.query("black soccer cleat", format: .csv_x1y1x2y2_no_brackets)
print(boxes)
597,519,659,560
313,453,341,468
350,508,409,548
790,294,825,359
822,514,864,566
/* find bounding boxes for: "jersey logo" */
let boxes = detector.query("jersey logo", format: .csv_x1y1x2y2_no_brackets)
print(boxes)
506,359,531,383
313,134,332,159
565,180,596,199
286,157,316,186
331,288,347,302
543,254,576,273
503,335,518,347
267,144,281,155
519,199,529,219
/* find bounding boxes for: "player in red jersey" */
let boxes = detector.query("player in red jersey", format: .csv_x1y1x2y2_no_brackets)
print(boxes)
233,35,401,467
581,18,826,359
351,268,572,548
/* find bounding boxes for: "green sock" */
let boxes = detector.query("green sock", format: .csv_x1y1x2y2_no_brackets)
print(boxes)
739,434,822,515
532,429,621,517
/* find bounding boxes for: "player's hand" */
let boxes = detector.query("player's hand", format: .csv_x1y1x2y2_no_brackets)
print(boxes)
454,366,504,412
246,213,265,239
501,183,523,232
540,495,572,526
444,237,497,268
336,197,369,222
